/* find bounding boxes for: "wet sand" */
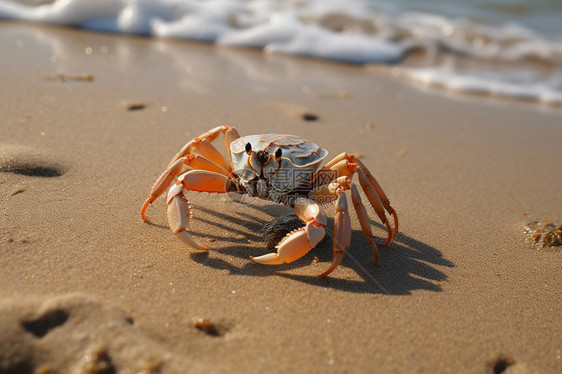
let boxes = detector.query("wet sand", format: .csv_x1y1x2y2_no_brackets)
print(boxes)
0,22,561,373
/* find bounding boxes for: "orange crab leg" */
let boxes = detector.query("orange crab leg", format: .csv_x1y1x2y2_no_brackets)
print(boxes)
141,155,230,221
320,152,398,244
350,183,379,265
353,157,398,240
309,176,349,205
143,126,239,221
318,188,351,278
355,167,393,246
311,159,354,185
167,126,238,170
224,126,240,164
169,138,232,173
176,170,233,193
166,170,233,250
311,177,379,267
322,152,348,170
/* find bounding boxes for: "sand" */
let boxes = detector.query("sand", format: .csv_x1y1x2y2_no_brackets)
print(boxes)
0,21,561,373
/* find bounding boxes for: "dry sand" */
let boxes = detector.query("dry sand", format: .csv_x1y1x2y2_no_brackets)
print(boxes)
0,22,561,373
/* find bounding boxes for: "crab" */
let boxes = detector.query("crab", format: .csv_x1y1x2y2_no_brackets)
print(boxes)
141,126,398,277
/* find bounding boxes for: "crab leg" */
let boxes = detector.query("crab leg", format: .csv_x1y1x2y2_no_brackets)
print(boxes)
355,167,393,246
318,188,352,278
250,198,327,267
167,126,239,170
142,126,240,221
309,176,349,205
311,177,379,266
169,138,232,173
322,153,397,244
350,183,379,265
167,170,233,250
223,126,241,164
141,155,229,221
310,159,353,186
353,157,398,241
321,151,349,170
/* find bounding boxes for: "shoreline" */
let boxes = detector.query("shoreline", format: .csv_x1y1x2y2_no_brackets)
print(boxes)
1,21,561,373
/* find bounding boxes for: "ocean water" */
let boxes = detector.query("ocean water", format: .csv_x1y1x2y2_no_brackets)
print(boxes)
1,0,562,106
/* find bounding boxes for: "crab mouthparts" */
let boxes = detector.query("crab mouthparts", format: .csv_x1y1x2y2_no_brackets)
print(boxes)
256,150,269,164
247,176,270,199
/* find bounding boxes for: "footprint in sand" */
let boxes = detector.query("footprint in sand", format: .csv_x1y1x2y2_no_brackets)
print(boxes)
487,354,531,374
0,144,65,177
0,294,211,373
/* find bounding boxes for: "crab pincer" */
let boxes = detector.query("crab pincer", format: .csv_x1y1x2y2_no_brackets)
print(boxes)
166,182,208,250
251,199,327,266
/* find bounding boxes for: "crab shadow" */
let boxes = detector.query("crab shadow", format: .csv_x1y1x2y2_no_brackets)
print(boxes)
178,201,454,295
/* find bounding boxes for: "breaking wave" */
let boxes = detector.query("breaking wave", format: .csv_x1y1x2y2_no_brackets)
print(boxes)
2,0,562,105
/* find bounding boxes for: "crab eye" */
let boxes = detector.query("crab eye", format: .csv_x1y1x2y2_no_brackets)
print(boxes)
245,142,252,154
275,148,282,159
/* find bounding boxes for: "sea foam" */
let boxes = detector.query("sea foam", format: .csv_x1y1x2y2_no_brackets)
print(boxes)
2,0,562,106
405,60,562,105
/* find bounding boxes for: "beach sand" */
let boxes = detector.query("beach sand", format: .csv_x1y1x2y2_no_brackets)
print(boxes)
0,22,560,373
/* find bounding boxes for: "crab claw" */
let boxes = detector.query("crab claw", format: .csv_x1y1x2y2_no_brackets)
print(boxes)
251,199,327,266
251,221,326,265
167,183,208,250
